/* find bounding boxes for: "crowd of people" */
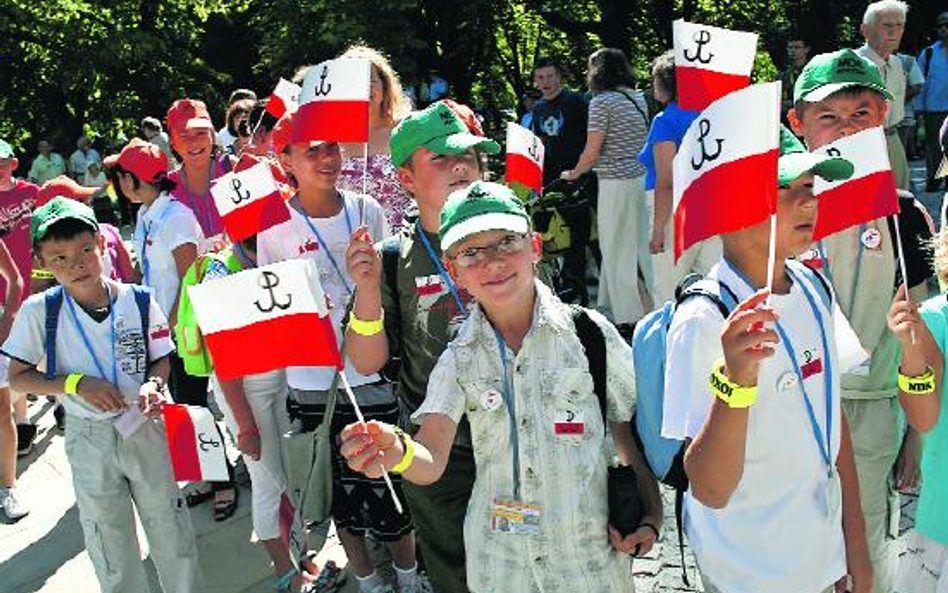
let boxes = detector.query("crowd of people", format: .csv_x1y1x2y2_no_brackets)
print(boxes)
2,2,948,593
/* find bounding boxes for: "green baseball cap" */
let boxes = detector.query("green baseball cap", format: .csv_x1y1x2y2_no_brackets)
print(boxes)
793,49,893,104
439,181,531,251
778,125,854,187
0,140,13,159
31,197,99,244
390,102,500,167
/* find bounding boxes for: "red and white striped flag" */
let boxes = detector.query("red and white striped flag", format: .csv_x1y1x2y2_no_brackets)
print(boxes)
505,123,545,194
812,126,899,241
211,160,291,242
674,20,758,112
265,78,302,119
293,58,371,144
162,404,230,482
186,259,344,380
415,274,443,297
673,82,781,259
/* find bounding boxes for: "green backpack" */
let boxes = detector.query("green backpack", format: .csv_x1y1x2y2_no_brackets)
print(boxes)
175,248,243,377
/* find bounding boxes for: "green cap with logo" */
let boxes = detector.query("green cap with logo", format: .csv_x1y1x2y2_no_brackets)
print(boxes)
31,197,99,245
439,181,531,251
390,102,500,168
0,139,13,159
793,49,893,104
778,125,854,187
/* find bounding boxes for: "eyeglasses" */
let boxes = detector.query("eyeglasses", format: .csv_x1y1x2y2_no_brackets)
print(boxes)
451,233,530,269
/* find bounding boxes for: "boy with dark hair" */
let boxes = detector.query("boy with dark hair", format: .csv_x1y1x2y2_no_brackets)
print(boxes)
2,197,200,593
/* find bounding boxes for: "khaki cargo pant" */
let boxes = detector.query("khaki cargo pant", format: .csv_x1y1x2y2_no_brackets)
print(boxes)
66,415,202,593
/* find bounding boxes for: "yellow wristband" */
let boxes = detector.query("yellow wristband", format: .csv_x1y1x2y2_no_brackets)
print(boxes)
390,427,415,475
31,269,55,280
64,373,84,396
898,367,936,395
709,359,758,408
348,311,384,337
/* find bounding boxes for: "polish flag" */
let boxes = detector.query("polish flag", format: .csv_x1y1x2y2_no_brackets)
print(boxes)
505,123,545,194
415,274,443,297
210,160,291,242
162,404,230,482
674,20,758,112
673,82,781,259
812,126,899,241
186,259,344,380
265,78,301,119
293,58,371,144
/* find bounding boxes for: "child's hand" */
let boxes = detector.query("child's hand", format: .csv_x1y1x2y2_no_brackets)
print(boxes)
721,289,779,387
887,285,923,355
345,226,382,291
77,376,127,413
138,379,166,419
340,421,402,478
609,524,658,557
237,429,261,461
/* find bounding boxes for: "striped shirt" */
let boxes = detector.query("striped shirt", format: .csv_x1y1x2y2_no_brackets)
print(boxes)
588,88,649,179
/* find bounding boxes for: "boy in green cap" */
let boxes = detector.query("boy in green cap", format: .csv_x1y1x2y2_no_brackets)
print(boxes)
2,197,201,593
340,180,664,593
788,48,938,593
344,101,499,593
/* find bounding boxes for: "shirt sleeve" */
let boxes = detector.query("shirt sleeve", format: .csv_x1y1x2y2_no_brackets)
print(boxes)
146,295,174,363
1,296,46,366
587,308,636,422
412,347,465,425
587,95,609,134
163,205,203,252
908,59,925,86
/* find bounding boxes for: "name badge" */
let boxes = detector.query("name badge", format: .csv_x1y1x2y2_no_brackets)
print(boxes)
491,498,541,534
554,409,584,435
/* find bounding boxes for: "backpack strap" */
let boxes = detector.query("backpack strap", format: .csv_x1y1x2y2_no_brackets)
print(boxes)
788,260,833,310
381,235,400,301
616,89,651,127
131,285,152,372
43,286,65,380
569,306,607,421
923,45,934,80
677,278,738,319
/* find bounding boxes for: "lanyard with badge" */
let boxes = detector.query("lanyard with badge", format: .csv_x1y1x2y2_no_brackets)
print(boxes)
416,220,466,315
65,283,119,388
292,194,354,295
724,259,841,517
489,327,541,534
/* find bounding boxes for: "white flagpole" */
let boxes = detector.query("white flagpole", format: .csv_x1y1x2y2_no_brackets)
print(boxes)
338,371,404,514
765,213,777,302
360,142,368,226
892,213,917,344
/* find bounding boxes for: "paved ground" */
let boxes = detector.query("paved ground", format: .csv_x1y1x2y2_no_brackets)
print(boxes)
0,160,943,593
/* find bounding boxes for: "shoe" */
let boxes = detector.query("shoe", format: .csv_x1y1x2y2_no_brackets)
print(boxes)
53,405,66,431
213,485,239,522
16,423,37,457
1,487,29,520
310,561,346,592
400,575,433,593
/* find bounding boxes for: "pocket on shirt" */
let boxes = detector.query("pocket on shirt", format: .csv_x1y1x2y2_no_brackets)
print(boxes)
461,378,508,455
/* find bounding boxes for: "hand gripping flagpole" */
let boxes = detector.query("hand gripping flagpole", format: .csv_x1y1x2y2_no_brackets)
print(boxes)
338,370,405,514
892,212,917,344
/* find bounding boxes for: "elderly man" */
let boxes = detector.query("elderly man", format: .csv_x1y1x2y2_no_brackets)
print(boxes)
68,136,100,182
918,12,948,192
857,0,911,190
26,140,65,185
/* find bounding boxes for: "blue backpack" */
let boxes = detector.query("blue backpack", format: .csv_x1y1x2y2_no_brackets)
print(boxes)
43,284,152,379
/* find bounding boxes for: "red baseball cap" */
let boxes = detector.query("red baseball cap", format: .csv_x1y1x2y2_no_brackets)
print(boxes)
440,99,484,136
166,99,215,137
104,138,169,185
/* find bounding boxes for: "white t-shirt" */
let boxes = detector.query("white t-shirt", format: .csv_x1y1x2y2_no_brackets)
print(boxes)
257,190,386,391
1,282,174,420
133,192,204,316
662,259,866,593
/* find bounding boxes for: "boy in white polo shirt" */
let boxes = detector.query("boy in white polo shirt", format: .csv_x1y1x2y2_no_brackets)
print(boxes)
662,131,872,593
2,197,200,593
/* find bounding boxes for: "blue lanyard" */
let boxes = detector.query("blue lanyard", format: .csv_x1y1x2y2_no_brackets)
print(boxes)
724,259,835,476
139,198,173,287
416,220,466,315
64,283,118,387
293,194,354,295
493,327,521,499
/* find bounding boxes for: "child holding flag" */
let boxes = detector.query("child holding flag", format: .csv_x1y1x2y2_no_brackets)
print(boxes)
256,120,424,593
340,181,663,593
344,101,500,593
2,197,200,593
787,49,937,593
662,128,875,593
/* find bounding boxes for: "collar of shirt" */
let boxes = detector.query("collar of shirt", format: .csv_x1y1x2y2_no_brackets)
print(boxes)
859,44,895,69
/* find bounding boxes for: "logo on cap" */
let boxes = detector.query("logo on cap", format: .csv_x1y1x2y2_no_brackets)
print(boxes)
439,109,456,127
835,56,866,76
467,185,490,199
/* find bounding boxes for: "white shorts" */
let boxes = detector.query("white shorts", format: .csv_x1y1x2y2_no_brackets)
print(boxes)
896,530,948,593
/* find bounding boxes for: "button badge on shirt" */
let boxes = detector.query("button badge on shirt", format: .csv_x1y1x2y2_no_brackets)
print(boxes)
860,227,882,251
480,388,503,411
777,371,798,392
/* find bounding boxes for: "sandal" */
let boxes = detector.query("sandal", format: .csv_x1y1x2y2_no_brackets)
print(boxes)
310,561,345,593
273,568,316,592
213,486,239,522
183,484,214,508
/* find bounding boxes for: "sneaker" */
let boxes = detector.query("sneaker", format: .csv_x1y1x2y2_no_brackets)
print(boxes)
16,423,37,457
53,405,66,431
400,575,433,593
1,487,29,519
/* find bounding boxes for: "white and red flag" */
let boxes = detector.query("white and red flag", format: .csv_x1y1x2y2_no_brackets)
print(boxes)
505,123,545,194
186,259,344,380
673,82,781,259
674,20,758,112
293,58,371,144
265,78,302,120
211,159,291,242
812,126,899,240
162,404,230,482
